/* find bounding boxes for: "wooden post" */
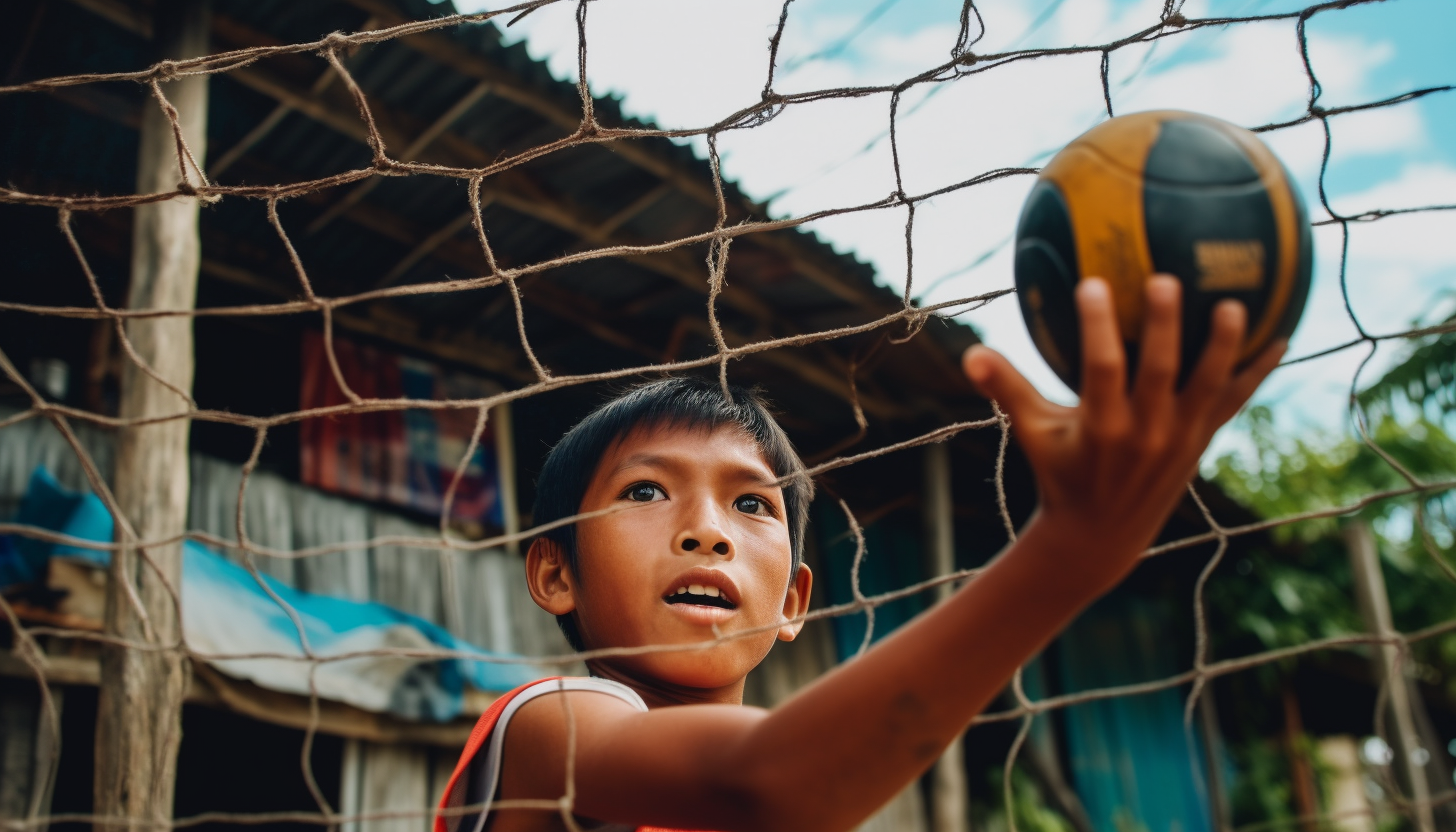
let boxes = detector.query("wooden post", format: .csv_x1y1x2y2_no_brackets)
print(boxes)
493,401,520,556
1281,683,1320,832
95,3,210,830
1344,520,1434,832
923,443,971,832
1197,686,1232,832
0,683,63,827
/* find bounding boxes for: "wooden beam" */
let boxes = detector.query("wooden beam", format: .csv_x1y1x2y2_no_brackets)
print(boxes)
337,0,753,218
206,254,678,382
36,24,844,399
210,99,292,177
305,78,493,235
0,652,481,747
228,64,383,146
96,2,207,828
205,15,913,406
200,255,902,419
54,2,930,418
673,317,910,421
193,664,477,747
198,259,533,382
593,181,672,238
214,162,911,416
210,16,382,178
492,401,520,557
42,83,141,129
218,56,781,324
1346,521,1437,832
290,186,489,277
922,443,970,832
65,0,955,367
375,208,477,288
340,0,582,127
325,0,975,389
520,278,665,362
65,0,149,37
5,0,52,85
313,5,973,389
332,0,907,316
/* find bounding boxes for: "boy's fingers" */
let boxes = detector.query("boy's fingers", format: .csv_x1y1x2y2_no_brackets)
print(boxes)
1179,299,1246,418
963,344,1045,424
1076,278,1131,434
1211,338,1286,427
1130,276,1181,430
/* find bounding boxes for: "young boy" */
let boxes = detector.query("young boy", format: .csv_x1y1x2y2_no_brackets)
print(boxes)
436,276,1284,832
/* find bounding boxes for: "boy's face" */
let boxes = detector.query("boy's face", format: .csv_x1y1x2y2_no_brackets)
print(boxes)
527,422,812,695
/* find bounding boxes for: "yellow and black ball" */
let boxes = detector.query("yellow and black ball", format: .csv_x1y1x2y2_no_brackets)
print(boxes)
1014,110,1312,389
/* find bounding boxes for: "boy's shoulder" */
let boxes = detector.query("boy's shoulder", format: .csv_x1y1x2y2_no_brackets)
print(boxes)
438,678,650,832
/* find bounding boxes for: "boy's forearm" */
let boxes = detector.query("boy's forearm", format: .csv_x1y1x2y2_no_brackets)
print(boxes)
733,511,1130,830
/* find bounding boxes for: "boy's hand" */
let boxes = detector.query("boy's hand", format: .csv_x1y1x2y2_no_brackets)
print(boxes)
963,276,1284,585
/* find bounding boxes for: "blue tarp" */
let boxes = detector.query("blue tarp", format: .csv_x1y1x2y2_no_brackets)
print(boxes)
2,466,539,721
1059,595,1215,832
813,500,927,662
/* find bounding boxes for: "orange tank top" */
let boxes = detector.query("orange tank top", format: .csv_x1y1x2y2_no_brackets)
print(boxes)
435,677,696,832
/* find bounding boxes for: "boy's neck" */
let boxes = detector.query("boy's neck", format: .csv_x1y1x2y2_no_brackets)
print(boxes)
586,661,747,708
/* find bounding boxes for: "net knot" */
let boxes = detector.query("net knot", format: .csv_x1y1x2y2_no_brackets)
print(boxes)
1166,12,1187,27
958,52,977,66
152,60,180,81
889,309,930,344
323,32,353,53
176,181,198,196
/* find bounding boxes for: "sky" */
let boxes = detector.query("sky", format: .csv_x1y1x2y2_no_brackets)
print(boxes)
451,0,1455,459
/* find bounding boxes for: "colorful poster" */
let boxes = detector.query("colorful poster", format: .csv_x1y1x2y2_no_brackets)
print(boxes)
299,331,504,528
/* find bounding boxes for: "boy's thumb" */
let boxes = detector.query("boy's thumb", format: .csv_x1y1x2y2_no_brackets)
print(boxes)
962,345,1037,418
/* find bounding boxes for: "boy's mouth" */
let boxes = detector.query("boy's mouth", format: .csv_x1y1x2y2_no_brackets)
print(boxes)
663,568,741,611
664,585,737,610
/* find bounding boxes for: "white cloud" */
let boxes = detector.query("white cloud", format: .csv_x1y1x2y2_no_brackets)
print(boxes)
1221,163,1456,447
1333,162,1456,222
473,0,1450,435
1327,104,1427,159
499,0,787,129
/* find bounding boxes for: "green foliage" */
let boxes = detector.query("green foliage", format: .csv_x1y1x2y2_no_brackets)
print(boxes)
1358,312,1456,425
1205,325,1456,826
1206,407,1456,657
1211,406,1456,545
1227,736,1295,828
978,768,1077,832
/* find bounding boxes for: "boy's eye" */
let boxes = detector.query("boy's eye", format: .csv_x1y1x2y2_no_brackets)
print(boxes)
625,483,665,503
734,495,770,516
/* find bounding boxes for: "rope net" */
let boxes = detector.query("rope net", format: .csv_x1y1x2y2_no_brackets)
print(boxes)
1,0,1454,830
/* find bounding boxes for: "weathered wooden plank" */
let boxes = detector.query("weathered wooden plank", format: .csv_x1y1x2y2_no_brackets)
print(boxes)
95,2,210,829
922,443,969,832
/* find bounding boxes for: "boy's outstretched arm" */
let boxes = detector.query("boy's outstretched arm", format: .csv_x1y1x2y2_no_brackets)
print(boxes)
501,276,1284,832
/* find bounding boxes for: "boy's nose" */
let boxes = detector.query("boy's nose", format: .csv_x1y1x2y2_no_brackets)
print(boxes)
680,537,731,556
676,525,733,557
675,498,734,557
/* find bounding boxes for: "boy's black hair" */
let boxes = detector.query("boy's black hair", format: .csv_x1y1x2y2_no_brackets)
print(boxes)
532,376,813,651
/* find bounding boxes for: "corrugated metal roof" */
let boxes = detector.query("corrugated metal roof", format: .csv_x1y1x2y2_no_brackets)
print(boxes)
0,0,991,465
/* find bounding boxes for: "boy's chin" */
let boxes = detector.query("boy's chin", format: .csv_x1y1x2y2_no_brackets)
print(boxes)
616,633,776,691
645,652,761,690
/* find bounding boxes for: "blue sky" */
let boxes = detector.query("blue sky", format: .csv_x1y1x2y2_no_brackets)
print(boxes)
459,0,1454,457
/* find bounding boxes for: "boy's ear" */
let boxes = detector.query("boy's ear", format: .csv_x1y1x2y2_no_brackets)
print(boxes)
776,564,813,642
525,537,577,617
